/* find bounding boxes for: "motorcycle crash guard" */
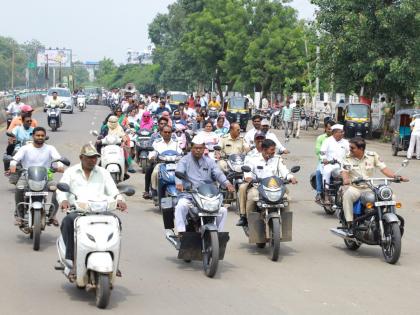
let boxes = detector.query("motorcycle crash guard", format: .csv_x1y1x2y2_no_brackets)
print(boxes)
87,252,113,273
248,211,293,243
106,164,120,174
177,231,229,261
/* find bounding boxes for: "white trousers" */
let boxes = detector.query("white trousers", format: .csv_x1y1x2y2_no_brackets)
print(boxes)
174,197,227,233
407,132,420,159
322,164,340,186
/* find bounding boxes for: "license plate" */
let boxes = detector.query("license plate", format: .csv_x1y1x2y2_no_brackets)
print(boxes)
25,191,48,196
166,164,176,170
375,201,396,207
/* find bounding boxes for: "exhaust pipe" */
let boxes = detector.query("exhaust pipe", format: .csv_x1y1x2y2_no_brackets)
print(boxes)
330,228,353,240
165,229,180,250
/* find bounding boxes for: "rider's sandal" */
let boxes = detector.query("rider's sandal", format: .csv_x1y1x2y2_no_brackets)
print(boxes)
48,218,59,227
68,271,76,283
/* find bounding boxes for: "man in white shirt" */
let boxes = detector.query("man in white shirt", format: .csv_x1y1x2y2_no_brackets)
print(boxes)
6,95,24,115
260,119,289,154
237,139,297,226
10,127,64,225
320,124,349,188
57,144,127,267
244,115,262,146
147,96,159,113
407,115,420,160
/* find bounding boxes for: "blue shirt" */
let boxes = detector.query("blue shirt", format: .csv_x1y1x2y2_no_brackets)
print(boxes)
175,153,229,192
12,125,34,148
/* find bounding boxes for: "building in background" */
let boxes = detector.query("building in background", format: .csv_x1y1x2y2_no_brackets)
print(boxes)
84,61,100,82
127,49,140,64
139,45,153,65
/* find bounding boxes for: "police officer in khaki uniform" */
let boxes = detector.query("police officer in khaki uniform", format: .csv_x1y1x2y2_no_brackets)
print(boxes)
216,122,249,172
341,137,408,232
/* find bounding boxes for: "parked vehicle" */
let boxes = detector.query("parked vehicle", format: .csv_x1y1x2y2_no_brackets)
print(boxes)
55,183,135,309
330,160,409,264
165,171,230,278
391,109,420,156
240,165,300,261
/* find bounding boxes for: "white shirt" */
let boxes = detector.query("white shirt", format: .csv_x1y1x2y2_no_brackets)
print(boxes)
56,164,122,205
11,143,62,169
147,101,159,113
265,131,286,152
244,128,258,145
7,102,22,114
244,154,293,181
121,101,130,112
47,98,62,108
244,148,261,164
149,138,182,159
320,136,349,162
410,118,420,134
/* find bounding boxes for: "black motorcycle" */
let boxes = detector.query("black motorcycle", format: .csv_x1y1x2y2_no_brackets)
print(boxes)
330,160,408,264
135,129,152,173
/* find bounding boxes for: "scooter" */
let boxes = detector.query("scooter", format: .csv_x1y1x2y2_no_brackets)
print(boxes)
165,172,230,278
241,165,300,261
47,102,65,132
13,157,70,250
77,95,86,112
135,129,152,173
330,160,408,265
93,131,125,184
55,183,135,309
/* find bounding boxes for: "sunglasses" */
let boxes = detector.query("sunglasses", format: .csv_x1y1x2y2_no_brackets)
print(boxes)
24,120,32,123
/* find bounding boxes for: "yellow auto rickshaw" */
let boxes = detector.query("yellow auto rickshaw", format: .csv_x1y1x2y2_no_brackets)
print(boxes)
166,91,188,112
226,96,249,132
342,103,371,138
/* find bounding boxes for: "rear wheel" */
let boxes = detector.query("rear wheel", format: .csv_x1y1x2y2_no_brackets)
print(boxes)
51,123,57,132
269,218,281,261
33,210,41,251
382,222,401,264
392,144,398,156
202,231,219,278
95,273,111,309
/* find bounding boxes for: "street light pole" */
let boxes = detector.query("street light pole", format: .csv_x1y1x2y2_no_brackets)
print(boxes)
11,48,15,91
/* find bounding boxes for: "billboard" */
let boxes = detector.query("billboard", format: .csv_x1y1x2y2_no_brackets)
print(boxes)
37,49,72,68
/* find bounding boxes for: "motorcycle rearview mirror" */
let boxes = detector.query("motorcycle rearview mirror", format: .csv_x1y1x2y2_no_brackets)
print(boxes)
290,166,300,173
59,157,71,167
175,171,188,180
241,165,251,172
57,183,71,192
118,186,136,197
45,136,50,141
257,166,263,170
6,131,15,138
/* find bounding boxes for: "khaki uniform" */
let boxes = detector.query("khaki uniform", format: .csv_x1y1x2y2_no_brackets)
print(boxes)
217,134,249,172
341,151,387,222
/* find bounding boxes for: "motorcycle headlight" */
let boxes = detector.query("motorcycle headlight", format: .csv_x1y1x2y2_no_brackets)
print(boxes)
28,179,46,192
263,186,285,202
198,194,222,213
378,186,393,201
349,122,355,127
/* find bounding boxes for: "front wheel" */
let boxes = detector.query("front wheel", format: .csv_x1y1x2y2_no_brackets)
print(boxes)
313,120,319,130
382,222,401,264
202,231,219,278
269,218,281,261
140,159,147,174
392,144,398,156
95,273,111,309
33,210,41,251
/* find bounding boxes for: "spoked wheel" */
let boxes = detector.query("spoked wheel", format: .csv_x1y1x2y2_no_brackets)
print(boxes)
269,218,281,261
382,222,401,264
95,273,111,309
202,231,219,278
33,210,41,251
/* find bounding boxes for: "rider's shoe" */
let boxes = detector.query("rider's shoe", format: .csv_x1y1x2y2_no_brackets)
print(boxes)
236,216,248,227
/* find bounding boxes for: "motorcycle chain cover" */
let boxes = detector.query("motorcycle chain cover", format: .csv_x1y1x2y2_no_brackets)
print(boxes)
177,232,230,261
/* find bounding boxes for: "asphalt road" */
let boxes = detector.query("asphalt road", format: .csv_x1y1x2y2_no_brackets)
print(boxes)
0,105,419,315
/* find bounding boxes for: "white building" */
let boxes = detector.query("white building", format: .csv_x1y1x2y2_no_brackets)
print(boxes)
127,49,140,64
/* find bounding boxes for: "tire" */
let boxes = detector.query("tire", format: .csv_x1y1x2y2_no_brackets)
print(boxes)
323,206,336,215
269,218,281,261
140,159,147,174
95,273,111,309
51,123,57,132
202,231,219,278
344,239,361,250
110,172,118,184
256,243,266,248
313,120,319,130
382,222,401,264
392,144,398,157
33,210,41,251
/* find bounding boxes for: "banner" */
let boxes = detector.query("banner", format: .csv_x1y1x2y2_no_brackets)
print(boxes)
37,49,72,68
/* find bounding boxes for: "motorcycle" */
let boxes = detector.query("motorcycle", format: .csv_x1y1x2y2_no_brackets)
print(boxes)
208,107,219,123
13,157,70,250
93,131,125,184
241,165,300,261
77,95,86,112
330,160,409,264
155,150,182,214
165,171,230,278
307,111,320,130
135,129,152,173
6,111,20,129
55,183,135,309
47,102,65,132
310,160,342,215
271,109,282,129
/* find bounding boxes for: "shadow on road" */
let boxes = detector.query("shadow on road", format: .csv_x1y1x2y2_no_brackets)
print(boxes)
15,231,57,251
331,244,387,262
237,241,298,263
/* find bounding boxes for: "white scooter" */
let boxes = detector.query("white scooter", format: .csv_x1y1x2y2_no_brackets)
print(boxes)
77,95,86,112
92,131,125,184
55,183,135,309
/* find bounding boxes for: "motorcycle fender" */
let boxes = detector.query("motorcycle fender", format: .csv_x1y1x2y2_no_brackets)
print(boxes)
106,164,120,174
87,252,113,273
200,223,218,237
31,201,44,210
383,213,400,224
266,211,281,223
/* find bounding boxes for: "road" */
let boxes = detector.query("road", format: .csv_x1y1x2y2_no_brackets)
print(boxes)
0,105,419,315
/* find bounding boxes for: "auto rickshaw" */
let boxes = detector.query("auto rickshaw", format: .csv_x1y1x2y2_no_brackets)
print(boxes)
342,103,371,138
391,109,420,156
226,96,249,132
166,91,188,112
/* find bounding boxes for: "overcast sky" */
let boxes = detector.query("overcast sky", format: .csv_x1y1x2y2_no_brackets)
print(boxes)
0,0,315,64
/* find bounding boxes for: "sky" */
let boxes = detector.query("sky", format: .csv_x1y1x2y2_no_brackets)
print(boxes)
0,0,316,64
